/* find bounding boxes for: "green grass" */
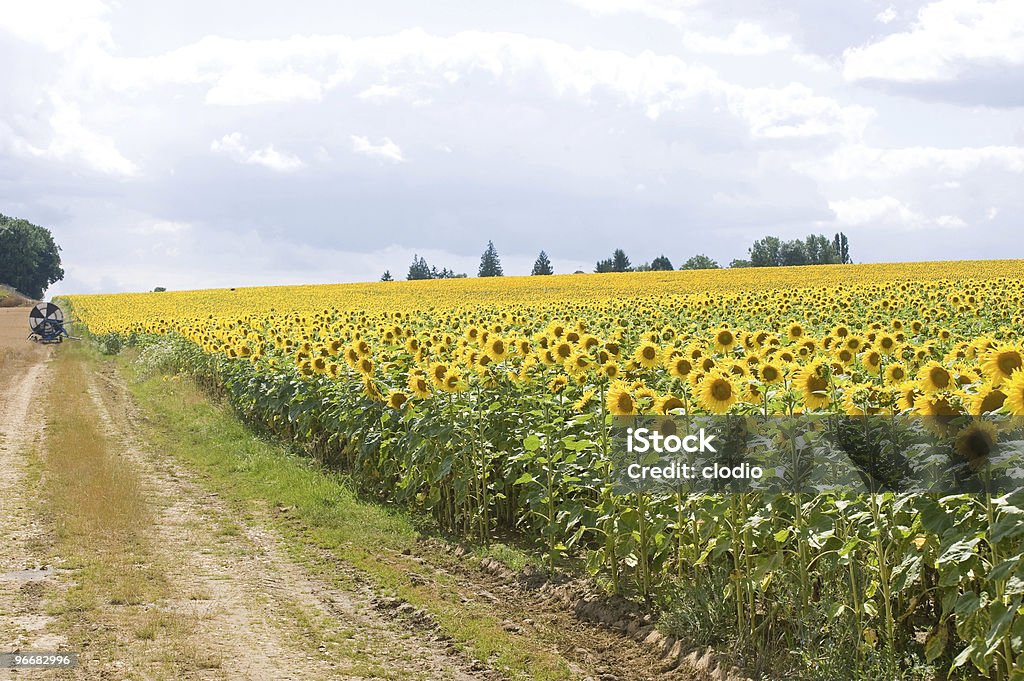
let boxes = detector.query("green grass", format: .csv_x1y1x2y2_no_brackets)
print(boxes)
123,361,577,681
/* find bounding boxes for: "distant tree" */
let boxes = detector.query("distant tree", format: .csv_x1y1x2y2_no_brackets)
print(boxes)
407,254,433,281
749,236,782,268
803,234,836,265
611,249,632,273
478,241,504,277
634,262,652,272
380,270,393,282
650,255,674,271
0,214,64,299
153,286,167,292
780,240,809,266
531,250,554,275
595,258,614,273
729,259,751,268
833,232,851,264
433,266,467,279
680,254,719,270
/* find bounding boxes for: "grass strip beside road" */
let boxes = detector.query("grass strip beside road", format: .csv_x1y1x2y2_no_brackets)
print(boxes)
38,346,207,677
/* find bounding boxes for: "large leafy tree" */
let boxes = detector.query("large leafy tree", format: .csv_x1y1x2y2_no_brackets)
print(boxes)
0,214,64,299
749,236,782,268
650,254,674,271
478,240,504,277
680,254,719,270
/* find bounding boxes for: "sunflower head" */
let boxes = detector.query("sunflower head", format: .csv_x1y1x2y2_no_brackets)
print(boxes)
387,390,409,410
982,345,1023,386
654,394,685,415
1004,370,1024,416
918,361,952,392
884,363,908,384
759,362,783,385
635,341,661,369
698,371,737,414
954,421,998,471
795,361,831,410
714,328,736,352
606,382,637,416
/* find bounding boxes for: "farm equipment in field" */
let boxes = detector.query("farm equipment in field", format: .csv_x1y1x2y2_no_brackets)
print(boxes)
28,302,75,343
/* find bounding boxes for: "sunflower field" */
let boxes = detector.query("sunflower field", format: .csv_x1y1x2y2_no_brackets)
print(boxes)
68,260,1024,678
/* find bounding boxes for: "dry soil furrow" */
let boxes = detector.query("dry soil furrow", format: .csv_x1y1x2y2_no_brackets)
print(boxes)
0,327,65,676
84,362,488,681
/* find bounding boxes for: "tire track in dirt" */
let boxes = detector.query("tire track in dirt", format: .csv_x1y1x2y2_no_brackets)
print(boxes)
85,361,491,680
0,311,66,673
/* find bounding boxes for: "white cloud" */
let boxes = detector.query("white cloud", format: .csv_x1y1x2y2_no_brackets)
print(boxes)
683,22,792,56
803,144,1024,181
14,95,137,176
844,0,1024,83
88,30,867,142
205,69,323,106
725,83,874,139
876,6,898,25
563,0,700,27
0,0,112,51
210,132,304,171
357,84,406,102
829,195,966,230
131,220,191,235
351,135,405,163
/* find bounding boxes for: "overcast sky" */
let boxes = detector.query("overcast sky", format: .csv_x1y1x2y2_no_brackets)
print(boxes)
1,0,1022,294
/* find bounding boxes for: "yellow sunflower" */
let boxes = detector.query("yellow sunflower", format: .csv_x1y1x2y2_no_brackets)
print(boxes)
485,337,510,363
407,372,431,399
795,361,831,410
654,394,685,415
1005,371,1024,416
713,328,737,352
759,361,784,385
982,344,1023,386
918,361,952,392
606,382,637,416
697,371,737,414
884,363,908,385
634,341,661,369
386,390,409,410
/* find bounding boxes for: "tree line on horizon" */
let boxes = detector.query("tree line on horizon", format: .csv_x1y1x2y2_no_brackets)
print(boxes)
384,232,853,281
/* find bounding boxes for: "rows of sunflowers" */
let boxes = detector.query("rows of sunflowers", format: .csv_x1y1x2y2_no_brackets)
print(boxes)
68,260,1024,678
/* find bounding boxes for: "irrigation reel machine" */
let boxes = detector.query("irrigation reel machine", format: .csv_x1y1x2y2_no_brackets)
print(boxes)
27,302,78,344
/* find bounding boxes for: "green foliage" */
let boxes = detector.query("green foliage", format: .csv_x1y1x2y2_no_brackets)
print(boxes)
680,254,719,270
407,254,432,280
0,213,64,299
749,233,849,268
650,255,674,271
478,241,504,277
595,249,632,273
380,270,393,282
96,333,124,356
531,251,554,276
408,255,465,280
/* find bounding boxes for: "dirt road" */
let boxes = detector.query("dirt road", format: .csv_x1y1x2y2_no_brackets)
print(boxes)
0,308,487,679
